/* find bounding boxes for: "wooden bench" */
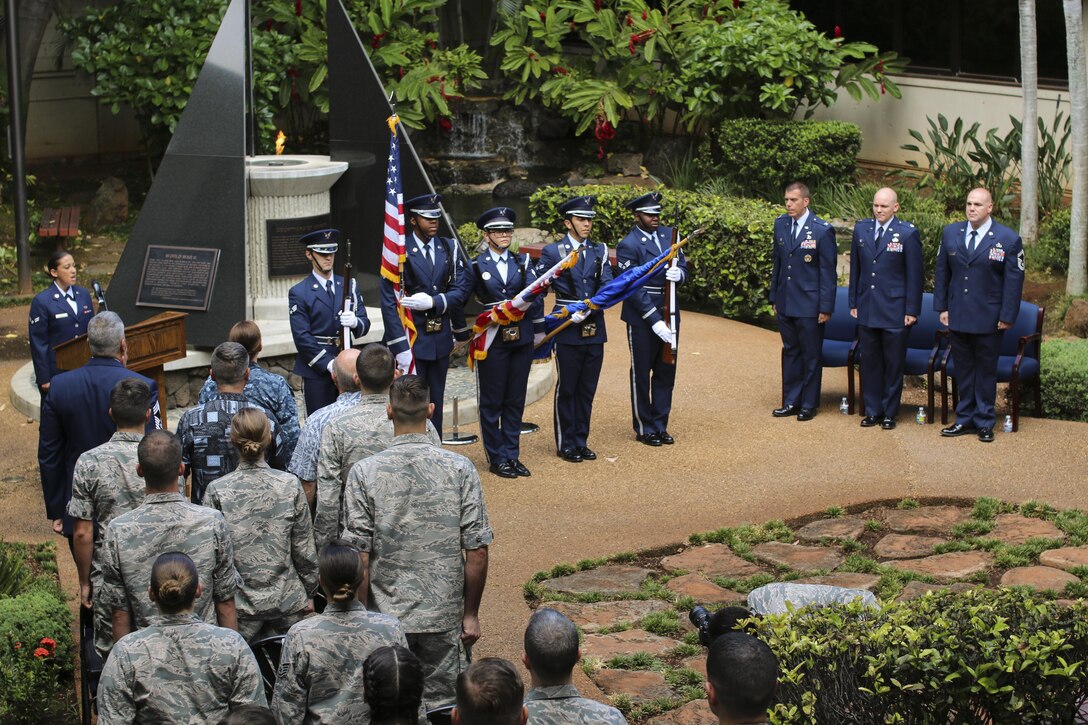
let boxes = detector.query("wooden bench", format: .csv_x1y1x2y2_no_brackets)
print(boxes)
39,206,81,242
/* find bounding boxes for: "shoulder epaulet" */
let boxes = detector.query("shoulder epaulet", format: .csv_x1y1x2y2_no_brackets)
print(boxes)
813,217,829,227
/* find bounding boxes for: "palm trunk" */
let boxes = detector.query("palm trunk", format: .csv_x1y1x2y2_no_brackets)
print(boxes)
1064,0,1087,294
1019,0,1039,244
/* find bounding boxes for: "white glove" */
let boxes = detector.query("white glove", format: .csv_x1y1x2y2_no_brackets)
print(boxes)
401,292,434,311
338,309,358,329
652,320,675,346
326,359,335,373
665,266,683,283
533,332,545,347
571,309,589,324
395,351,413,372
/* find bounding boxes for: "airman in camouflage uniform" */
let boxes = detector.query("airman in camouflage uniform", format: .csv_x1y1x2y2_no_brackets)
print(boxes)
287,349,362,507
271,600,409,724
746,582,877,616
66,429,144,660
522,608,628,724
199,362,301,461
314,395,440,550
204,460,319,641
342,419,492,710
99,491,243,638
97,611,266,721
177,393,285,504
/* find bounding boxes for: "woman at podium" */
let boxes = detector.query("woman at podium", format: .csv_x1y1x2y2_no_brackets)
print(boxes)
28,250,96,396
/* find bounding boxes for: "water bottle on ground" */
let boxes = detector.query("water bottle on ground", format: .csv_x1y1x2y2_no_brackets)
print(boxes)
839,397,849,414
1003,415,1013,433
916,407,927,425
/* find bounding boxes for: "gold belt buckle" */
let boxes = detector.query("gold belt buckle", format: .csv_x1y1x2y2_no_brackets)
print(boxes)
424,317,443,334
502,326,521,343
580,322,597,338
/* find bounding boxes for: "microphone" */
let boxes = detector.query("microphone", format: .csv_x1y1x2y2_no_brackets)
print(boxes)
91,280,108,311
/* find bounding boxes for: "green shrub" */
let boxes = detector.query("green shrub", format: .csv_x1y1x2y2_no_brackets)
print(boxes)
0,590,74,723
696,119,861,200
1034,207,1071,274
760,588,1088,723
1040,338,1088,422
529,184,781,318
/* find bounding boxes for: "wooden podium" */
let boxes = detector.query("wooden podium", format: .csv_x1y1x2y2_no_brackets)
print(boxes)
55,311,189,417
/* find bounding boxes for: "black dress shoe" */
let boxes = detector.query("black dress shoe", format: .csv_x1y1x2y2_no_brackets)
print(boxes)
860,416,880,428
637,433,662,447
511,460,531,477
940,423,976,437
773,405,799,418
881,418,896,430
978,428,995,443
557,449,583,462
579,446,597,460
658,432,674,445
489,461,518,479
796,408,817,421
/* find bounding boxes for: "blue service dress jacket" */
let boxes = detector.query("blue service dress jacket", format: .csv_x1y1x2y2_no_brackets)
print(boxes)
289,274,368,380
616,225,688,328
934,220,1025,333
38,357,161,532
29,284,95,389
379,234,473,360
848,216,924,328
769,213,837,317
538,236,614,345
470,252,544,342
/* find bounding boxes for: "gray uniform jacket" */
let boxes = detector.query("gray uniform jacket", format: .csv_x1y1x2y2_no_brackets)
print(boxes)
524,684,629,724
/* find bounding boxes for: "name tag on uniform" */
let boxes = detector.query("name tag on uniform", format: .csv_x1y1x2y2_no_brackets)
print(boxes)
886,242,903,253
800,239,817,250
989,248,1005,262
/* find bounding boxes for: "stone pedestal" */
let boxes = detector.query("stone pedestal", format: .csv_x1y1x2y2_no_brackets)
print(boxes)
246,155,349,320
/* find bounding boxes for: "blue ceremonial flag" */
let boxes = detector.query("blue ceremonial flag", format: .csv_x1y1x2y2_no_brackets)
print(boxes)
542,244,675,333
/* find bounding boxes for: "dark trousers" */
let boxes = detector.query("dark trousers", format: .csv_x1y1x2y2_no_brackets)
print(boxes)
302,375,338,417
475,342,532,464
858,324,910,419
778,314,825,410
414,356,450,438
950,329,1002,430
553,343,604,452
626,323,678,436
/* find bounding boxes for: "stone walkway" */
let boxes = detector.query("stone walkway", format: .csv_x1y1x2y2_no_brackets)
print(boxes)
528,498,1088,723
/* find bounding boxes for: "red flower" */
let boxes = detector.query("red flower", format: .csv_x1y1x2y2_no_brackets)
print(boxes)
371,32,386,49
626,14,633,26
642,9,648,20
438,117,453,132
570,21,577,31
40,638,56,650
294,0,302,17
428,39,438,49
33,647,50,658
732,0,740,7
552,66,569,75
539,11,546,20
594,0,601,9
14,642,21,650
834,25,842,38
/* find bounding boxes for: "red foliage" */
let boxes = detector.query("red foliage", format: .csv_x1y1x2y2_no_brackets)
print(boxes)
438,117,453,132
834,25,842,38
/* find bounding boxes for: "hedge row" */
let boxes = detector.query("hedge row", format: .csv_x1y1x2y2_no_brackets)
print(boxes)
0,542,73,723
697,118,862,200
1040,338,1088,423
760,587,1088,723
528,184,781,319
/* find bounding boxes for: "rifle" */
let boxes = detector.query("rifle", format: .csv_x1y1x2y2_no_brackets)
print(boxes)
339,238,354,351
662,227,679,365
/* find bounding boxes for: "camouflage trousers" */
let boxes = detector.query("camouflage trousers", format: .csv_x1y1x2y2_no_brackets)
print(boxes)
406,627,469,711
238,609,310,642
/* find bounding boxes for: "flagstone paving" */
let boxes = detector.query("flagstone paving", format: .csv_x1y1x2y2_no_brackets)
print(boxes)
527,498,1088,722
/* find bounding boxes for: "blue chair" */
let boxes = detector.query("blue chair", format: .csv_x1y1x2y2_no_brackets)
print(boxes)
818,286,861,413
901,292,948,423
939,301,1044,430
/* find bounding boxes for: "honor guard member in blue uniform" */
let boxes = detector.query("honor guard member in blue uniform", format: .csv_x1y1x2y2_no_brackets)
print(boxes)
848,187,923,430
935,188,1025,443
382,193,473,438
770,182,837,421
616,191,686,446
29,250,96,397
469,207,542,479
289,229,369,415
538,195,614,462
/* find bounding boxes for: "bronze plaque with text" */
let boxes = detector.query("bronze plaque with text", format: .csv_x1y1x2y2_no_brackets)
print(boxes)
267,214,332,277
136,245,221,311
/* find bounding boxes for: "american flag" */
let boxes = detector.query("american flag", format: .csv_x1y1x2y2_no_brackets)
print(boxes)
380,115,416,364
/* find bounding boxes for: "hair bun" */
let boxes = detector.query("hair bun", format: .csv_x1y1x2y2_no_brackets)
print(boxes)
331,582,355,602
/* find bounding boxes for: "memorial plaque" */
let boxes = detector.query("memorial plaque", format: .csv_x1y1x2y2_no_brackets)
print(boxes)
136,245,221,311
267,213,332,276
